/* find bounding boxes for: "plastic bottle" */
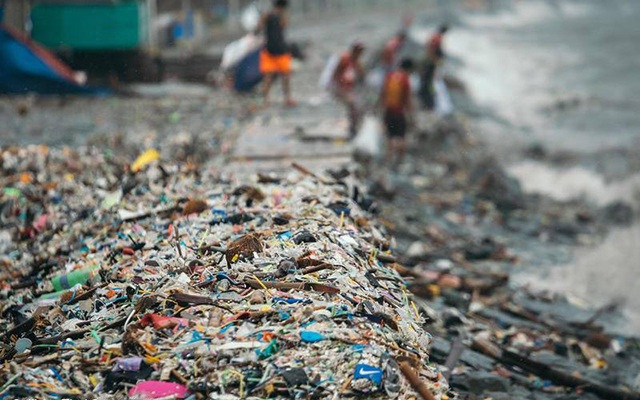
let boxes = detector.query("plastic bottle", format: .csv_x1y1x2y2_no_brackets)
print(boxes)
51,265,99,291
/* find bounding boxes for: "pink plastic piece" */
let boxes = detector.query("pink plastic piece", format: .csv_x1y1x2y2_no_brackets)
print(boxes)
139,313,189,330
128,381,190,399
33,214,48,232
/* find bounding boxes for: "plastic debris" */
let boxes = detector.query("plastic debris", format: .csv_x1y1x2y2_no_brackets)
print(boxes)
0,151,450,399
128,381,190,399
131,149,160,172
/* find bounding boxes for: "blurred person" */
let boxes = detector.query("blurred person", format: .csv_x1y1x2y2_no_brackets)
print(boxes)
332,41,366,138
427,24,449,63
258,0,295,107
420,24,449,110
381,31,407,73
380,58,415,167
419,60,438,110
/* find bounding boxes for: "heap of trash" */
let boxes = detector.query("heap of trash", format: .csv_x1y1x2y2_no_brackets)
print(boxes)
0,146,450,399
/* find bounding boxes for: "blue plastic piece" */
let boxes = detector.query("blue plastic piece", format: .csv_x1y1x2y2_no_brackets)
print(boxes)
210,209,228,224
278,231,293,241
300,331,325,343
272,297,309,304
353,363,383,385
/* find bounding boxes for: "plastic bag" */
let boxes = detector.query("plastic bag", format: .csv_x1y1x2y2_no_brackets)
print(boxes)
434,75,454,116
353,114,383,159
221,33,262,71
319,54,340,91
365,67,386,91
409,72,421,94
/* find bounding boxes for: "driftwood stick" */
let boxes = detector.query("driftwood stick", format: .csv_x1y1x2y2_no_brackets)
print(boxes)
301,263,335,275
397,360,437,400
38,329,91,345
376,252,398,264
170,292,216,306
244,278,340,294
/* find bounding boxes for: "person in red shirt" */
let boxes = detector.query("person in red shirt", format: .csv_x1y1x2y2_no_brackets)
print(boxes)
381,31,407,72
332,41,366,138
380,58,415,166
427,25,448,64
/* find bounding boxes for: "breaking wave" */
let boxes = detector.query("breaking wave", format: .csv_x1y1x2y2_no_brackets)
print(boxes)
508,161,640,206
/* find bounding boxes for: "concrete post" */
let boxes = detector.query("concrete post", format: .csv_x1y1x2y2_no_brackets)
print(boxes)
228,0,239,27
3,0,30,33
146,0,159,52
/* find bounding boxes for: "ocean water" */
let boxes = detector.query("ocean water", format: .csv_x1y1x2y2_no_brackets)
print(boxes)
443,0,640,334
450,0,640,153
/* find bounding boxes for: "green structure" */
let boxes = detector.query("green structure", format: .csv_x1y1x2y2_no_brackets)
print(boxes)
31,1,147,51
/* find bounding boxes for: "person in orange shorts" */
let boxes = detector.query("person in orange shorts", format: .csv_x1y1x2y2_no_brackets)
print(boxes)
258,0,295,107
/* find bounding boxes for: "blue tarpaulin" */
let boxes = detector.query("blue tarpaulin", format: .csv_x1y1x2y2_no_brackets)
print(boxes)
0,25,107,95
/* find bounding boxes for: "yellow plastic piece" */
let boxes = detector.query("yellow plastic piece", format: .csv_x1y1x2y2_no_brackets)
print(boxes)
131,149,160,172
